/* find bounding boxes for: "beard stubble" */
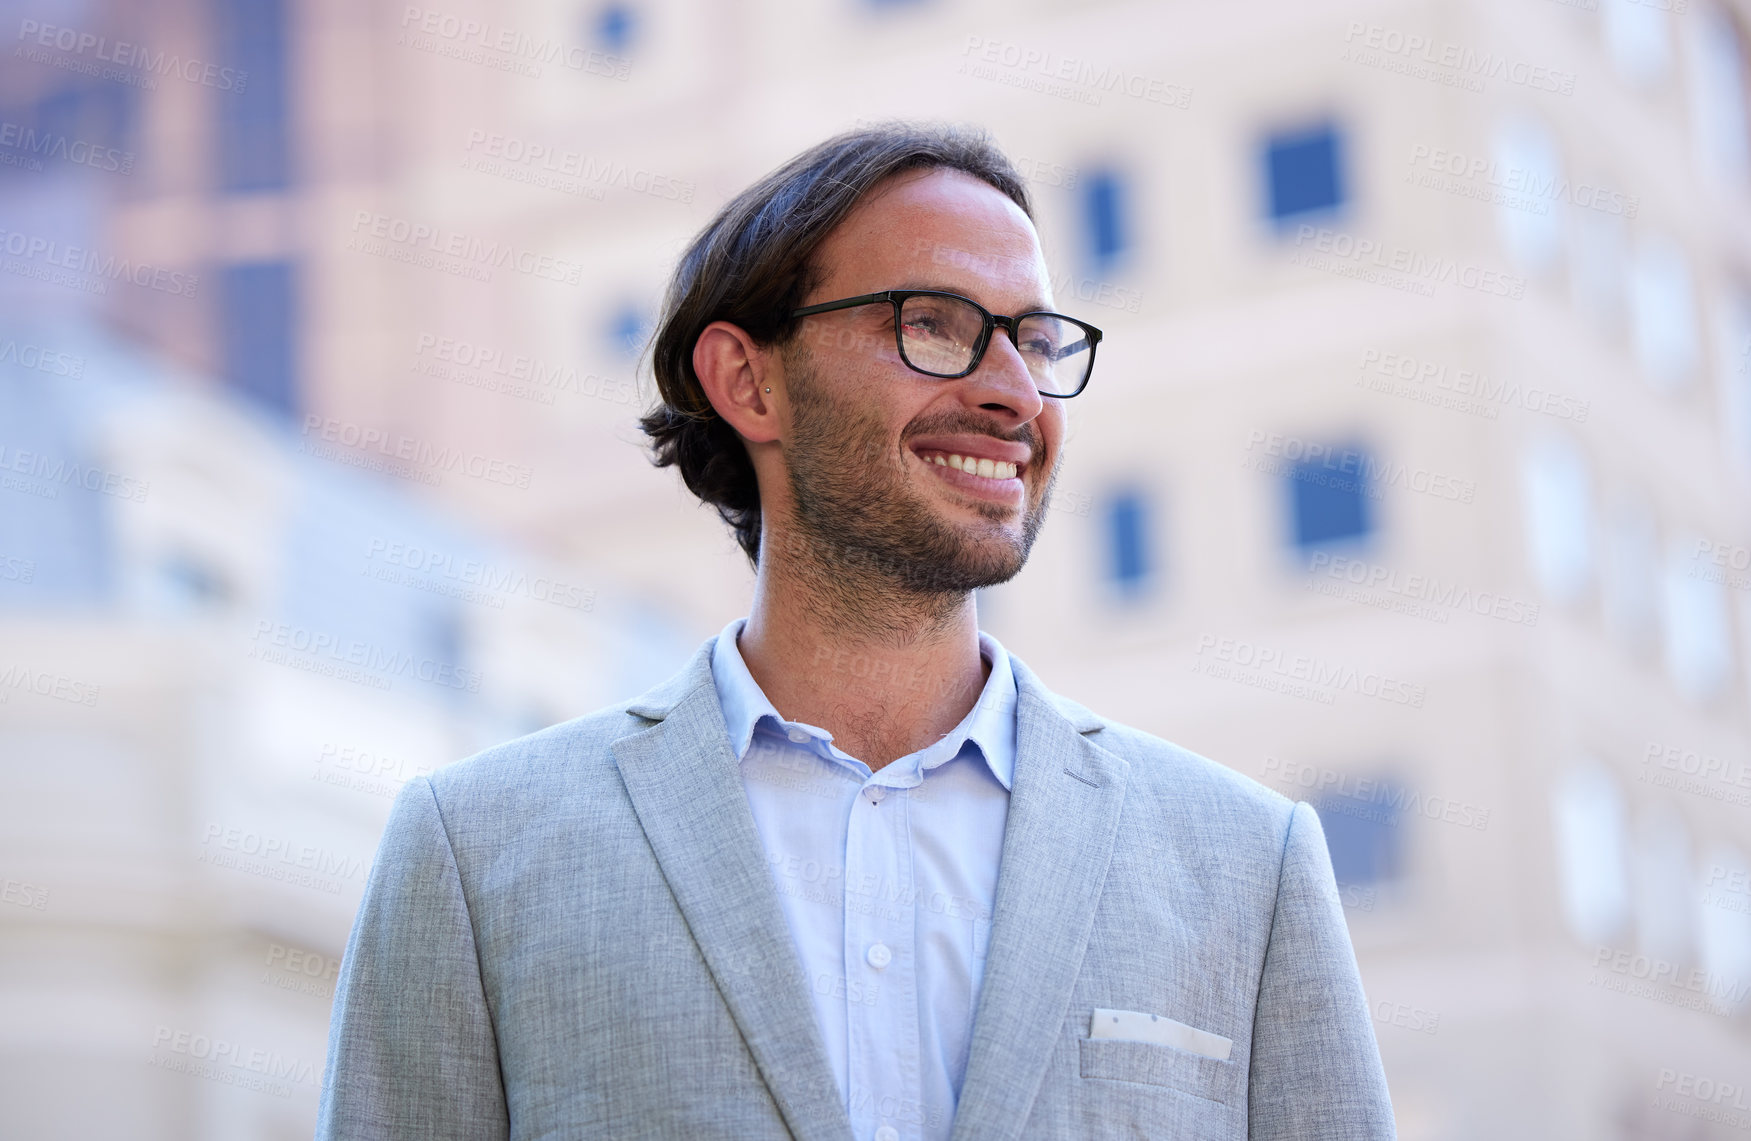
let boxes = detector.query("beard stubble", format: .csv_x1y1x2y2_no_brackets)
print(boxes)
778,342,1056,603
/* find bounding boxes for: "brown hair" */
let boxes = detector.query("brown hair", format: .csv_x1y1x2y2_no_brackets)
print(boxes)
638,122,1032,567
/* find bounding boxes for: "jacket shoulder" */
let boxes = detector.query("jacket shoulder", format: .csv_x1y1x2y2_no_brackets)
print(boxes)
1067,699,1297,822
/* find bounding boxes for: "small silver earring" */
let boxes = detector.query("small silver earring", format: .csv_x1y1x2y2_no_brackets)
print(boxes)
764,387,771,393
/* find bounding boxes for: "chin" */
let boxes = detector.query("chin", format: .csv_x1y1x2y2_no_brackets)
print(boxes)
950,533,1032,589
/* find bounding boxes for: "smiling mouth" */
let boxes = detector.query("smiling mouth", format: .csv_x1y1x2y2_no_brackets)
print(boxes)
911,449,1022,482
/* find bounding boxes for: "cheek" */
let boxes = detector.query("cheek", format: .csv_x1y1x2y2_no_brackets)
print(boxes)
1039,407,1069,457
864,408,921,470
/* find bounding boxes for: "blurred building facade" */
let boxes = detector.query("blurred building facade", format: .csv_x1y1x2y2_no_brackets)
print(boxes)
3,0,1750,1137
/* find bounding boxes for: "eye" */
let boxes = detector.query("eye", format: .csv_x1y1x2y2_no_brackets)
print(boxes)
899,297,969,340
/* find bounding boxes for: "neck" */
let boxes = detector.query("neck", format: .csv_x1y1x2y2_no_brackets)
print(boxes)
737,530,991,772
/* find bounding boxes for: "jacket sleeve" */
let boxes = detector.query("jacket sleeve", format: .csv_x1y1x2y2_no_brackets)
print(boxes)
315,775,510,1140
1246,800,1397,1140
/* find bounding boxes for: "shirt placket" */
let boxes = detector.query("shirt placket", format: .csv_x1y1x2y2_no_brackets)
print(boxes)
842,769,921,1141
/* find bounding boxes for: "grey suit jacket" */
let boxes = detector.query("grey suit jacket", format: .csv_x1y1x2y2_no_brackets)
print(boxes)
316,634,1396,1140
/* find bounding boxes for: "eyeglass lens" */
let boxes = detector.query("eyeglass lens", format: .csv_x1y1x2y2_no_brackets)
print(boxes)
897,294,1091,396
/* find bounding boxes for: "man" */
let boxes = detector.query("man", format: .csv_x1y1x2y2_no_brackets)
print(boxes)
317,123,1396,1140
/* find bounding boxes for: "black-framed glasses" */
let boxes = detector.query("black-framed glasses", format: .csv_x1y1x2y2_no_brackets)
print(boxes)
790,289,1102,398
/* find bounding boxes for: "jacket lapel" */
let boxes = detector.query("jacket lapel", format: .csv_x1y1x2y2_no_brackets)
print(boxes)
612,638,853,1141
949,653,1132,1141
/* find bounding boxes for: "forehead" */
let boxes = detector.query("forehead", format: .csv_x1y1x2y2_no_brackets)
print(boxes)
810,167,1050,307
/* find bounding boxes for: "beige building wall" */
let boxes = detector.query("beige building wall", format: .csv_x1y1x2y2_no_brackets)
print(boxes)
3,0,1748,1137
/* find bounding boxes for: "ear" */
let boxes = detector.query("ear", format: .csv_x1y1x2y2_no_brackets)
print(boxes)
694,321,781,445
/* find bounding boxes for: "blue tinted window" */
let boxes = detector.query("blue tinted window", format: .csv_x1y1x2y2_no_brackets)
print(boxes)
1264,123,1346,223
609,304,649,357
593,3,636,54
147,552,232,614
425,606,465,674
31,87,86,144
0,372,114,609
1106,490,1151,592
1288,443,1373,549
1315,779,1404,885
219,261,299,417
215,0,291,191
1083,169,1128,271
7,84,136,183
95,81,139,160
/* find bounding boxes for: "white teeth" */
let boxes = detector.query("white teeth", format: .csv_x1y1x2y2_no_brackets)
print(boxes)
925,453,1019,481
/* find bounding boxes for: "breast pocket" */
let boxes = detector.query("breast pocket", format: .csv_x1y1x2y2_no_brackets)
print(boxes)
1077,1035,1242,1107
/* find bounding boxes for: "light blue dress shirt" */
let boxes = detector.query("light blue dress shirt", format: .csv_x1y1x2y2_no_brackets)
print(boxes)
710,616,1017,1141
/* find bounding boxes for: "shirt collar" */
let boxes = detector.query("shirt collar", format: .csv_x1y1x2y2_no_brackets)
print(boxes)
709,615,1017,791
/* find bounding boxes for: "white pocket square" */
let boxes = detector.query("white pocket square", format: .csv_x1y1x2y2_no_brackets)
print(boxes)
1090,1008,1233,1061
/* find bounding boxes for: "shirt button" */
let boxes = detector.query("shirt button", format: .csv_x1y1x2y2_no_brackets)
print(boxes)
786,727,811,744
875,1128,899,1141
866,942,892,969
864,785,886,804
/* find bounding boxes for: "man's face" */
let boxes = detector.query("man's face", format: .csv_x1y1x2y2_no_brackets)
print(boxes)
774,167,1069,595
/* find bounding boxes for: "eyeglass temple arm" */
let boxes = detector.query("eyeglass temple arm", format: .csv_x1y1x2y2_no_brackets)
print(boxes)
789,292,895,318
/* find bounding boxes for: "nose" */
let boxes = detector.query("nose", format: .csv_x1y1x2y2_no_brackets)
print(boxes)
961,329,1045,423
